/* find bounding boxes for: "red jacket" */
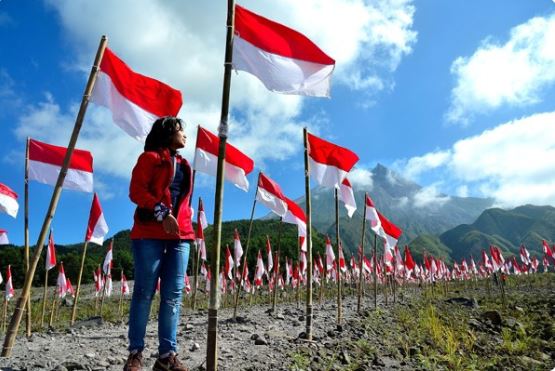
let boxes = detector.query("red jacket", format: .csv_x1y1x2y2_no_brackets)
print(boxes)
129,148,195,240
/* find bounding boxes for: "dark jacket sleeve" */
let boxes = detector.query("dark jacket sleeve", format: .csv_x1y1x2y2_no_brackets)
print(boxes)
129,152,160,210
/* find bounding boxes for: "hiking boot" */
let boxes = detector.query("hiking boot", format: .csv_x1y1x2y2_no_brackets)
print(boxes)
152,352,189,371
123,351,143,371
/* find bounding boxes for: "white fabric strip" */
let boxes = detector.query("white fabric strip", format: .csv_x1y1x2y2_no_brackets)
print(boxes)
0,193,18,218
194,148,250,191
29,160,93,193
309,157,347,189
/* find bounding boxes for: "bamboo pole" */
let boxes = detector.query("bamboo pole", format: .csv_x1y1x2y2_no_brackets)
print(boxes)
233,174,260,320
206,2,234,368
2,298,7,333
70,241,89,325
40,268,49,328
48,289,57,328
2,35,107,357
357,192,367,314
334,188,342,326
99,274,108,318
271,219,283,313
302,128,314,340
94,265,101,314
23,137,31,337
373,235,377,309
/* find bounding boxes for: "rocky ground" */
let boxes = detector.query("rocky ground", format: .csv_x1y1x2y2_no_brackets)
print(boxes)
0,276,553,370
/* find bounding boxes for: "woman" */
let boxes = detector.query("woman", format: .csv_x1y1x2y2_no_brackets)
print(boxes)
124,117,193,371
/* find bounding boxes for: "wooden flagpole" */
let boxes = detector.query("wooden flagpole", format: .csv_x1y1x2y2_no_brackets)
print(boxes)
40,266,49,328
334,188,342,326
70,240,89,325
357,192,367,314
94,265,101,314
271,219,282,313
2,35,107,357
2,298,7,333
373,234,378,310
24,137,31,337
302,127,314,340
206,1,235,368
233,173,260,320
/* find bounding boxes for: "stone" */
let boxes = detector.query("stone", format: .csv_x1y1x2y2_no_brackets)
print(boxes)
190,342,200,352
255,337,268,345
482,310,502,326
62,361,87,371
250,333,260,341
340,350,351,365
71,316,104,329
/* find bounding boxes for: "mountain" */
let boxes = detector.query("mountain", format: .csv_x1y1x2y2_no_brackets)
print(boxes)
428,205,555,262
272,164,493,256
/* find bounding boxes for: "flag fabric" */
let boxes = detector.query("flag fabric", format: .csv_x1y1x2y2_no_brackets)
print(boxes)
5,265,14,300
338,177,356,218
254,250,266,286
103,240,113,275
256,172,288,217
225,245,234,280
94,267,102,296
282,197,307,250
482,250,493,272
519,245,531,265
57,262,68,298
307,132,359,189
85,193,109,246
28,138,94,193
196,198,207,261
184,275,191,295
121,272,130,295
233,4,335,98
193,126,254,192
542,240,555,260
0,183,18,218
404,245,416,274
46,229,57,271
266,236,273,274
105,275,113,297
197,198,209,230
90,47,183,141
66,278,75,298
233,229,244,268
0,229,8,245
365,195,402,263
325,236,335,271
338,242,347,273
489,245,504,271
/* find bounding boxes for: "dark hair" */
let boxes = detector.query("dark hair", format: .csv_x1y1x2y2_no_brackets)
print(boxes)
144,116,183,151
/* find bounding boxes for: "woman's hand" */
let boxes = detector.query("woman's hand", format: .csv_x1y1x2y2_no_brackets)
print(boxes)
162,214,180,235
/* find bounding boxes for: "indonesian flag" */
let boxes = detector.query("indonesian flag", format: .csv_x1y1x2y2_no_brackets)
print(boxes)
196,198,207,261
365,195,402,263
470,256,478,274
404,245,416,275
531,256,539,272
338,178,356,218
325,236,335,271
482,250,493,271
103,240,113,275
121,272,130,295
254,250,266,286
225,245,234,280
519,244,531,265
266,236,273,274
542,240,555,260
90,47,182,141
85,193,109,246
0,183,18,218
233,229,244,268
489,245,504,271
184,275,191,295
300,251,307,276
0,229,8,245
283,197,307,250
350,256,359,275
5,265,14,300
105,275,113,297
200,261,208,280
362,256,371,274
94,267,102,296
193,126,254,192
542,256,550,271
338,242,347,273
233,4,335,98
285,258,292,285
66,278,75,298
394,245,404,274
307,132,359,189
46,229,57,271
256,172,288,217
316,254,325,276
57,262,68,298
28,138,93,193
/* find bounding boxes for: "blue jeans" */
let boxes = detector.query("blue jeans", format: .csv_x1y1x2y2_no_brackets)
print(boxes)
128,239,191,355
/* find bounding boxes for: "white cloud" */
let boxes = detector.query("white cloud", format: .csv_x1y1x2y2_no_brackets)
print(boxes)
447,12,555,125
14,0,416,183
412,184,450,208
347,167,374,188
403,150,451,179
400,111,555,207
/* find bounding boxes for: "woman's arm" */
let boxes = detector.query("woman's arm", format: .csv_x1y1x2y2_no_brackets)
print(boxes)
129,152,160,209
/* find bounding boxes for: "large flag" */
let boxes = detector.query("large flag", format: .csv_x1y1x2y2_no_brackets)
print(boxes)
103,240,113,275
5,265,14,300
46,229,57,271
193,126,254,192
85,193,109,246
307,132,359,189
0,229,8,245
282,197,307,249
28,138,93,193
90,47,183,141
233,4,335,98
256,172,288,217
0,183,18,218
338,177,356,218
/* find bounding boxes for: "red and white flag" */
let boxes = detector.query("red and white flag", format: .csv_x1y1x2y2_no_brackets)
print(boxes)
225,245,234,280
103,240,113,275
0,229,9,245
285,258,292,285
325,236,335,271
85,193,109,246
66,278,75,298
307,132,359,189
90,47,182,141
197,197,209,230
196,198,207,261
254,250,266,286
46,229,57,271
365,195,402,258
404,245,416,276
121,272,130,296
256,172,288,217
184,275,191,295
338,177,356,218
482,250,493,272
193,126,254,192
233,5,335,98
233,229,244,268
28,138,93,193
0,183,18,218
266,236,274,274
105,275,113,297
542,240,555,260
94,267,102,296
57,262,68,298
519,244,531,265
283,197,307,250
5,265,14,300
338,242,347,273
489,245,504,271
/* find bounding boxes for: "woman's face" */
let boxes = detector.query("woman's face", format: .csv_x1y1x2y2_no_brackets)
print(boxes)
169,123,186,150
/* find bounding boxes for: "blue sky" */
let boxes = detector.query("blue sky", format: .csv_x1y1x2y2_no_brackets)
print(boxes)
1,0,555,245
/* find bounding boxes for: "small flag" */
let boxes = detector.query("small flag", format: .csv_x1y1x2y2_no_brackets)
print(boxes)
103,240,113,275
85,193,109,246
46,229,57,271
338,177,356,218
0,229,9,245
256,172,288,217
0,183,18,218
5,265,14,300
